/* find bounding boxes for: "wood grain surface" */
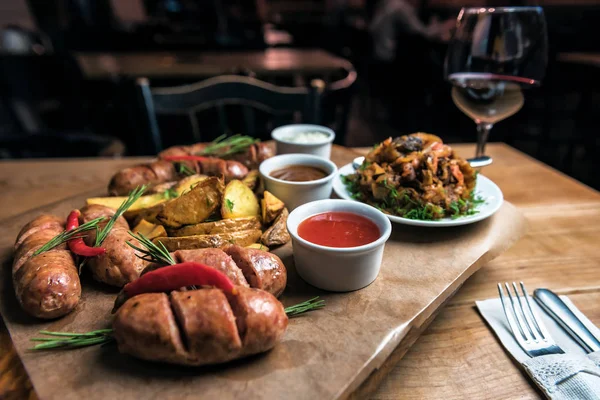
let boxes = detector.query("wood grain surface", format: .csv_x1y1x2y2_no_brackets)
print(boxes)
0,143,598,399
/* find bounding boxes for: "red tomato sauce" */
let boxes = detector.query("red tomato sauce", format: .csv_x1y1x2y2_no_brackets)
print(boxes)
297,212,381,248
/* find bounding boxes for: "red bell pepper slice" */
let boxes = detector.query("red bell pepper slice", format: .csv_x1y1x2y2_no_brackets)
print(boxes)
123,262,237,298
66,210,106,257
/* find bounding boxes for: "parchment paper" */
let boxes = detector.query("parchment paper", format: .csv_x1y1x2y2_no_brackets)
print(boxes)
0,193,526,400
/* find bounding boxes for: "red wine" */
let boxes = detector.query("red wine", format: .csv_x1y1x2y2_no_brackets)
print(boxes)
449,73,535,125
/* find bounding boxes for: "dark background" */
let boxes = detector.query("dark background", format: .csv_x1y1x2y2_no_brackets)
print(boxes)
0,0,598,190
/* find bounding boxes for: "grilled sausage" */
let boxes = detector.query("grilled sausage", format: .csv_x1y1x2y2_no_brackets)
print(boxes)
108,160,177,196
12,215,81,319
173,249,249,287
223,245,287,297
80,205,146,287
197,158,248,181
109,157,248,196
112,286,287,366
160,142,273,169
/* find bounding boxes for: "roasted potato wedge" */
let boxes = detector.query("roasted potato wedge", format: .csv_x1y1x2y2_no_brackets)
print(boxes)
173,174,208,195
242,169,259,191
86,193,168,219
221,179,260,219
261,190,285,224
154,229,262,251
132,219,167,240
261,207,290,246
156,177,223,228
246,243,269,251
167,216,261,237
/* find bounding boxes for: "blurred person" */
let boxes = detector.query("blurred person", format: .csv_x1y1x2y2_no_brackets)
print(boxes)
369,0,454,62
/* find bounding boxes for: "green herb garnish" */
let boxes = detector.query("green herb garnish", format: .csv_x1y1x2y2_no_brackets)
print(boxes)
225,199,235,212
30,329,115,350
32,217,105,257
201,134,258,157
342,172,486,221
177,163,195,176
284,297,325,317
31,297,324,350
127,231,175,265
94,186,146,247
163,188,179,200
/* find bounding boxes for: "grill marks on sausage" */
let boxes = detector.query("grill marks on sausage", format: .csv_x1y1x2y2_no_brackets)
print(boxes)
168,247,286,296
168,292,191,354
230,287,288,357
173,249,249,288
113,286,287,366
112,293,188,364
170,290,242,364
223,245,287,298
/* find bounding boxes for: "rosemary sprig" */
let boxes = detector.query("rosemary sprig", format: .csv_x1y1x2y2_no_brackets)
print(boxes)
32,217,105,257
201,134,259,157
126,231,175,265
284,297,325,317
30,297,324,351
163,188,179,200
30,329,114,350
177,163,195,176
94,186,146,247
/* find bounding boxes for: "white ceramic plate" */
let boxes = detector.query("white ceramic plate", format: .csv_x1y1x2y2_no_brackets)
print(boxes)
332,163,504,227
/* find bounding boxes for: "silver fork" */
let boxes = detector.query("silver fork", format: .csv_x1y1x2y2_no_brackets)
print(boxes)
498,282,564,357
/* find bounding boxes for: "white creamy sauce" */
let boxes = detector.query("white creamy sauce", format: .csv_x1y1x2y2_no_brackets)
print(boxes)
282,131,329,144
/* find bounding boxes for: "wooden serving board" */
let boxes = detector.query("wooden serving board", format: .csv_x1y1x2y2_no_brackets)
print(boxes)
0,147,526,400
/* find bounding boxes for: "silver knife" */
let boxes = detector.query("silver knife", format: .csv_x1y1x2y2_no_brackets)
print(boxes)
534,288,600,353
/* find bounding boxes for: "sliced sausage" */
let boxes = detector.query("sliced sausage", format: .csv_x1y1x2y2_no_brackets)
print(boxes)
223,245,287,297
112,293,188,365
229,286,288,357
112,286,287,366
12,215,81,319
173,249,249,287
170,289,242,364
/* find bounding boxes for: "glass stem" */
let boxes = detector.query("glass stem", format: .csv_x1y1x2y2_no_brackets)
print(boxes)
475,123,493,158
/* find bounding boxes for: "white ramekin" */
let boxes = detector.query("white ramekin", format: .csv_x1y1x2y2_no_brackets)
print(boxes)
259,154,337,211
287,199,392,292
271,124,336,159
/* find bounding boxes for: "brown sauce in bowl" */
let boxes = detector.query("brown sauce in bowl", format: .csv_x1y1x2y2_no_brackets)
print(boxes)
270,165,328,182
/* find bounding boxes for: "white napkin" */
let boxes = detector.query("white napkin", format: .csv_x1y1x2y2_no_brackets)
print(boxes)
477,296,600,399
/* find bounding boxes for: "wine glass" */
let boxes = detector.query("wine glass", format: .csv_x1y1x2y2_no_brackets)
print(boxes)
444,7,548,159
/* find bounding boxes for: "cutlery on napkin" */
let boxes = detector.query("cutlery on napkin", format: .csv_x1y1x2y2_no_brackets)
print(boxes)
477,288,600,399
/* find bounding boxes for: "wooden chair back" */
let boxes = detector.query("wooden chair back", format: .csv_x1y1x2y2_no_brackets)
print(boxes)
135,75,324,153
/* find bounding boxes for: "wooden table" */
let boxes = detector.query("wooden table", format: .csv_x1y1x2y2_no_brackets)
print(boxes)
75,49,352,81
1,143,599,399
